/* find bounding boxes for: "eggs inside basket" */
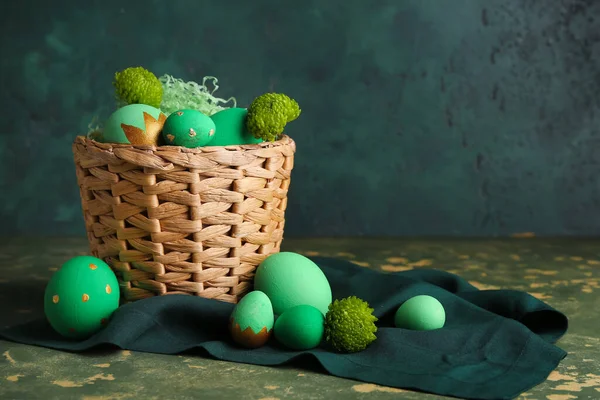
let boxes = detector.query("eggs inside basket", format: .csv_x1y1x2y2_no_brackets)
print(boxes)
90,66,301,149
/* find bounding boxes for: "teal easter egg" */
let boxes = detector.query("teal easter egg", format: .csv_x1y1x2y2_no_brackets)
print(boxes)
44,256,120,339
210,108,263,146
254,252,332,316
229,290,274,348
394,295,446,331
102,104,166,145
274,305,324,350
162,109,216,148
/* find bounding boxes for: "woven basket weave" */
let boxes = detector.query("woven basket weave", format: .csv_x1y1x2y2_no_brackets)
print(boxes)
72,135,296,304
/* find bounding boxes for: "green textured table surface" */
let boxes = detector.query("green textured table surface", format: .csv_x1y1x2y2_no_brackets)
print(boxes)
1,237,599,400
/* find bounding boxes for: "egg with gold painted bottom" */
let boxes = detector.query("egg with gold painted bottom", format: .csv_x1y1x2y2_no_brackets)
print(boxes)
102,104,166,145
229,290,274,348
44,256,120,339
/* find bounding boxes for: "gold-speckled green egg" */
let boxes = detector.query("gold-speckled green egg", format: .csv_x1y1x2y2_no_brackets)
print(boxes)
101,104,166,145
44,256,120,339
162,109,216,148
210,108,263,146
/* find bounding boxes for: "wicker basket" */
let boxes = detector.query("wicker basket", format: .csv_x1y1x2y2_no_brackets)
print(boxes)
72,135,296,304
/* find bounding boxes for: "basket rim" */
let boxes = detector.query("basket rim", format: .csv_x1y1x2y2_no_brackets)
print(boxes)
74,134,295,154
73,134,296,171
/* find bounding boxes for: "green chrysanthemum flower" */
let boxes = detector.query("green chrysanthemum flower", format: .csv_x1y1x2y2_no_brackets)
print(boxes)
324,296,378,353
113,66,163,108
246,92,301,142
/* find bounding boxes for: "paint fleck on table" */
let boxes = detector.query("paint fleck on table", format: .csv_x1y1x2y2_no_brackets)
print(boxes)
1,237,599,400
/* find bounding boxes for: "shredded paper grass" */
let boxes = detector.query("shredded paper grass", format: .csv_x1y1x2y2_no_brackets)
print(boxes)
159,74,236,117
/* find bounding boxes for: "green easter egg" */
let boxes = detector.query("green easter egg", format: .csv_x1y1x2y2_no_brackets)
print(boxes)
255,252,332,316
162,109,216,148
274,305,324,350
210,108,263,146
102,104,166,145
229,290,274,348
44,256,120,339
394,295,446,331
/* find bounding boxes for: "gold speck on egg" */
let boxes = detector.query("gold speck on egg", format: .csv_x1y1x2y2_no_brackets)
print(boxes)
82,294,90,302
100,318,108,325
189,128,197,137
89,263,98,270
166,134,175,143
177,111,184,116
52,295,59,304
106,284,112,294
209,129,215,137
69,328,76,333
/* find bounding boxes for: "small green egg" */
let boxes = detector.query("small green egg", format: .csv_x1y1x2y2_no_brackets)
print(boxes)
229,290,274,348
274,305,324,350
255,252,332,316
102,104,166,145
394,295,446,331
44,256,120,339
162,109,216,148
210,108,263,146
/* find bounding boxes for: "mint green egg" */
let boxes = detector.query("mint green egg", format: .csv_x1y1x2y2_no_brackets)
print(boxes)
210,108,263,146
394,295,446,331
102,104,166,145
162,109,216,148
255,252,332,316
274,305,324,350
229,290,274,348
44,256,120,339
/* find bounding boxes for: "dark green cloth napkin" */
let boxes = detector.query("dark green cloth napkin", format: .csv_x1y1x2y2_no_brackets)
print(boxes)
0,256,568,400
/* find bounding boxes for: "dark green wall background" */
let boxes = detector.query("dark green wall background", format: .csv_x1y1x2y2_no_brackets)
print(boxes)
1,0,599,237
